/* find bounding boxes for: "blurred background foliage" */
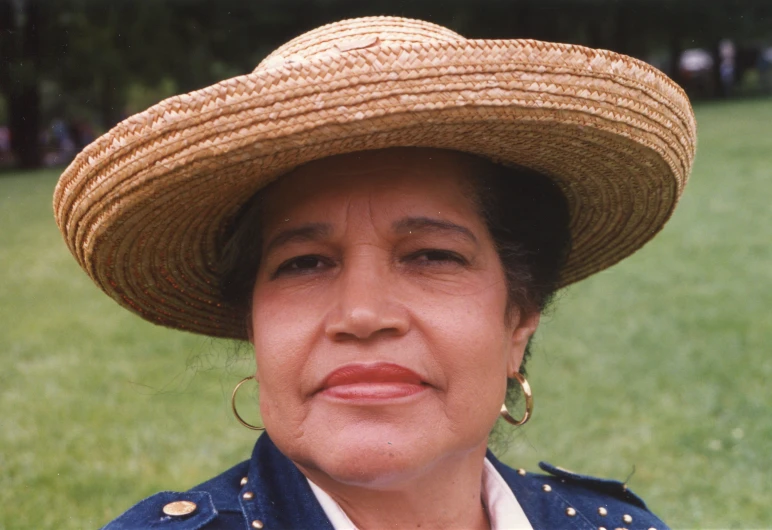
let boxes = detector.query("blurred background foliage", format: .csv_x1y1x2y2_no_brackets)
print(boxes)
0,0,771,168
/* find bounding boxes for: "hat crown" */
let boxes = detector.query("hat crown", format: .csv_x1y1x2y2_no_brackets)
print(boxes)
256,16,463,71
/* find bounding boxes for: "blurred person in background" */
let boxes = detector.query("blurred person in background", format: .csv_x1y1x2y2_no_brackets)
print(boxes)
759,46,772,94
718,39,736,97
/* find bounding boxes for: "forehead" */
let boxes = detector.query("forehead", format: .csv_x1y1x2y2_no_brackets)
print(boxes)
260,148,483,222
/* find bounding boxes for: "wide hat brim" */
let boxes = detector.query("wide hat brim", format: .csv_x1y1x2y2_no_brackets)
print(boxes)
53,17,696,340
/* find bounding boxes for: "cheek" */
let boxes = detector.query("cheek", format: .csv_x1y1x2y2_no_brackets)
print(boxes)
413,281,511,402
251,280,323,361
249,289,323,421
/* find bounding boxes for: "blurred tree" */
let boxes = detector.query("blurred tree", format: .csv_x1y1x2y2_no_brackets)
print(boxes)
0,0,769,169
1,0,43,168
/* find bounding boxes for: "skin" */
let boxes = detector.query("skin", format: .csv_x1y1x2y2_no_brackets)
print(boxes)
249,148,540,530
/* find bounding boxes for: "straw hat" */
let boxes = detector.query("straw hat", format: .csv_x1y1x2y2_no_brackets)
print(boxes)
53,16,697,340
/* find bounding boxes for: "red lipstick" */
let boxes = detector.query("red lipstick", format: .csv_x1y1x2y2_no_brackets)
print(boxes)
319,363,428,401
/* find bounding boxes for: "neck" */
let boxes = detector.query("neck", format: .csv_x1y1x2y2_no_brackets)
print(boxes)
300,444,491,530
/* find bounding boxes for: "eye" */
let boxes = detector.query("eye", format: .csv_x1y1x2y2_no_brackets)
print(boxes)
406,249,468,265
274,255,332,277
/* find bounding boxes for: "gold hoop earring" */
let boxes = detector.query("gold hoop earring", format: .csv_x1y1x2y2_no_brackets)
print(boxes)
499,372,533,426
231,376,265,431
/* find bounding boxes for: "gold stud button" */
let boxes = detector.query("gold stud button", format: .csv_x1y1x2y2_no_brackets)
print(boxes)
542,484,552,492
162,500,197,516
251,520,264,529
243,491,255,500
240,476,248,486
623,514,633,524
566,507,576,517
598,507,608,516
517,468,526,476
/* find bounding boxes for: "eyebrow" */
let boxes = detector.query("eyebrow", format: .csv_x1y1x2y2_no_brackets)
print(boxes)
392,217,478,245
263,223,333,254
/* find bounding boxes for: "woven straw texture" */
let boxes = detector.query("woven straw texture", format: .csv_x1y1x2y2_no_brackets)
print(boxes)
53,16,697,339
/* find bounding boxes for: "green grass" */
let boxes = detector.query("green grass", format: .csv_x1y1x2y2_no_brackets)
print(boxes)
2,98,771,529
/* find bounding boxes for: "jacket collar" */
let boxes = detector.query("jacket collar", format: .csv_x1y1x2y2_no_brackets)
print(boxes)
239,434,334,529
238,436,598,530
486,450,595,530
222,435,603,530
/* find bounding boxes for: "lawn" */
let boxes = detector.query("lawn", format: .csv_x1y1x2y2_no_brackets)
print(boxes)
1,98,771,529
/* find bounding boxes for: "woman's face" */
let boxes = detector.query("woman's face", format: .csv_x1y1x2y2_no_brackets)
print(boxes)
250,148,539,487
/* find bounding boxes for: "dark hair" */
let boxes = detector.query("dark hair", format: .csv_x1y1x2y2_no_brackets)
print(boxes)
218,151,571,436
469,160,571,317
466,158,571,427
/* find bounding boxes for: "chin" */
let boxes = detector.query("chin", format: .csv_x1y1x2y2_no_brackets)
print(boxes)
282,421,481,489
313,438,433,488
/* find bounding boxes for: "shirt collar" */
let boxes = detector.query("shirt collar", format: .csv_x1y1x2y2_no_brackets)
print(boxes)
307,457,534,530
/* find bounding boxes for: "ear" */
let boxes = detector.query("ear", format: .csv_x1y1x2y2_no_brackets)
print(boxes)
506,310,541,376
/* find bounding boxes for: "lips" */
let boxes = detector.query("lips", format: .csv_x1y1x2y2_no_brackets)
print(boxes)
319,362,428,401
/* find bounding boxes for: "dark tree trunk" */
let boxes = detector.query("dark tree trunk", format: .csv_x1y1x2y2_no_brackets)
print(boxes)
9,87,40,168
613,6,631,56
100,74,123,131
2,0,43,168
668,32,684,87
0,0,12,72
0,0,15,132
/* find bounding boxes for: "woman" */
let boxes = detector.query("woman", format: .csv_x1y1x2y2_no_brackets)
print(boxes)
54,16,696,530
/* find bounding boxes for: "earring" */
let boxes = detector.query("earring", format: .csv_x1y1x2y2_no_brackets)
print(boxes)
231,376,265,431
499,372,533,426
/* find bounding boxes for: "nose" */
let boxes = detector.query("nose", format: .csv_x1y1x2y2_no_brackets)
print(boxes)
324,257,410,342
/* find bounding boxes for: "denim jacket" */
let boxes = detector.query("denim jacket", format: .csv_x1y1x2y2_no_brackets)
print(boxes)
103,434,668,530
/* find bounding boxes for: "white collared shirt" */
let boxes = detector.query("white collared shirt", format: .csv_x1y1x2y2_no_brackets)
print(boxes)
307,458,534,530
